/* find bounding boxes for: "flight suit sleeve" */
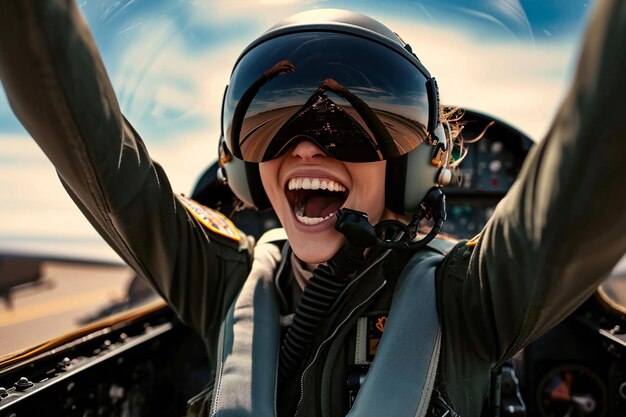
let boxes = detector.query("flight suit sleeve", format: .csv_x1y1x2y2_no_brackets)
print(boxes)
438,0,626,366
0,0,253,341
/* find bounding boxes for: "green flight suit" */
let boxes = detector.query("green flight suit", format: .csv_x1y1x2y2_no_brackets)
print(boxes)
1,0,626,416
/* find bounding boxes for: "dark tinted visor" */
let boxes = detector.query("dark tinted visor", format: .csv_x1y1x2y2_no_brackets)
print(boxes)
224,32,432,163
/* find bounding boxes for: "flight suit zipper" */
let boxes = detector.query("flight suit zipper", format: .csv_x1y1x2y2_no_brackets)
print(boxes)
294,280,387,417
210,318,228,416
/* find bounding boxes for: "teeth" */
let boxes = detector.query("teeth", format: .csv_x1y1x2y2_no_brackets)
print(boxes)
295,211,336,225
288,177,346,225
287,177,346,192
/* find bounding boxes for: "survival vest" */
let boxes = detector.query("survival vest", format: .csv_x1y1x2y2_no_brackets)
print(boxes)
190,230,458,417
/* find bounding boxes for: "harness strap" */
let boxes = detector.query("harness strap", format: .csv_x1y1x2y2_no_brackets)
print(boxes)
211,240,282,417
211,234,451,417
347,251,443,417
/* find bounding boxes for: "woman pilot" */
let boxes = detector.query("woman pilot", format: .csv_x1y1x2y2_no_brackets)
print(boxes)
0,1,625,416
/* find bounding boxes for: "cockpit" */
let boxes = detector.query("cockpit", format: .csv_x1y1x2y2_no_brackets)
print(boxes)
1,2,624,417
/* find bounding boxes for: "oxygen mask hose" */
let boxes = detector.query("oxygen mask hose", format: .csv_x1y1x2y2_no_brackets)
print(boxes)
279,189,446,381
279,210,376,382
373,187,447,250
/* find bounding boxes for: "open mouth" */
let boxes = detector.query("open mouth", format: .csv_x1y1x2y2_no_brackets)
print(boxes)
285,177,349,225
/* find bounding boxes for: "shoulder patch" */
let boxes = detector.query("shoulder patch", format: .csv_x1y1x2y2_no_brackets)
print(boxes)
177,195,240,242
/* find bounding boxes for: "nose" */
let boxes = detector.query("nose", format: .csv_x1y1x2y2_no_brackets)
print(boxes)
291,140,326,161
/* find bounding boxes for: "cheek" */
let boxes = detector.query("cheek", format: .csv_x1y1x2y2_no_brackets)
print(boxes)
347,162,387,223
259,161,281,202
365,182,386,223
259,160,293,226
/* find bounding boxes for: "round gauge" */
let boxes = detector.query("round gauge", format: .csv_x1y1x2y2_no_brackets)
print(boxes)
475,138,518,192
537,364,607,417
597,255,626,326
579,254,626,330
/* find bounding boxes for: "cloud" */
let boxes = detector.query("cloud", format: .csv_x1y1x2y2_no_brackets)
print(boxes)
109,16,241,143
454,7,528,41
0,135,44,163
0,134,100,239
114,9,578,143
482,0,533,39
0,131,218,243
149,131,220,195
187,0,318,29
0,1,586,252
0,12,240,246
113,24,206,118
98,3,579,142
389,19,578,140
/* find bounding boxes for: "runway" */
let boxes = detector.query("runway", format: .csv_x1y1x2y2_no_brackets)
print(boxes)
0,261,137,358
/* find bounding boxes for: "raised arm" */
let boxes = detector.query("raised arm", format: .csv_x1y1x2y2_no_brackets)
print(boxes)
438,0,626,364
0,0,252,341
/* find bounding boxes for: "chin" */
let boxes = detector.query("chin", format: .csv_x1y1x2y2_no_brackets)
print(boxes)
288,231,344,264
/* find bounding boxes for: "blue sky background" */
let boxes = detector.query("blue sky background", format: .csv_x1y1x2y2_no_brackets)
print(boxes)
0,0,594,260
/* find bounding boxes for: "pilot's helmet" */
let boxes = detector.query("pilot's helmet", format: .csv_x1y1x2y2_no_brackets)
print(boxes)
218,9,451,214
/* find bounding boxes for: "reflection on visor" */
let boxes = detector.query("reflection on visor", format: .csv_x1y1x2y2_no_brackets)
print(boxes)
224,32,432,163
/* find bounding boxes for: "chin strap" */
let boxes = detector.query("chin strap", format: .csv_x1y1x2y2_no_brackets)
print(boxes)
279,188,447,382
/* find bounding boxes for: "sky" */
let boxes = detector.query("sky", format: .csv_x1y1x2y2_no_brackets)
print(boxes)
0,0,594,260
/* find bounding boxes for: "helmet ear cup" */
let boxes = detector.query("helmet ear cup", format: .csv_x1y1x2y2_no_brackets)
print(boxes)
386,121,453,215
221,151,254,207
220,145,272,210
401,142,440,214
218,133,261,209
244,162,272,210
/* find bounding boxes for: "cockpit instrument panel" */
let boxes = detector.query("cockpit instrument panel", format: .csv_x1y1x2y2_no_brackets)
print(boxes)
442,109,533,239
441,109,626,417
2,109,625,417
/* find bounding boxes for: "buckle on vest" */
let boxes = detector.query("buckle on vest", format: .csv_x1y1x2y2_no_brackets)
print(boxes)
347,366,369,409
427,389,458,417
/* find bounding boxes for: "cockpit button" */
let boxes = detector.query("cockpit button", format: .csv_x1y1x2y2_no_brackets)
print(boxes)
491,141,503,154
489,160,502,173
14,376,33,391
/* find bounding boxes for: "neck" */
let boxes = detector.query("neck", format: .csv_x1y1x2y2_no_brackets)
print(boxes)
291,251,316,290
290,208,412,289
